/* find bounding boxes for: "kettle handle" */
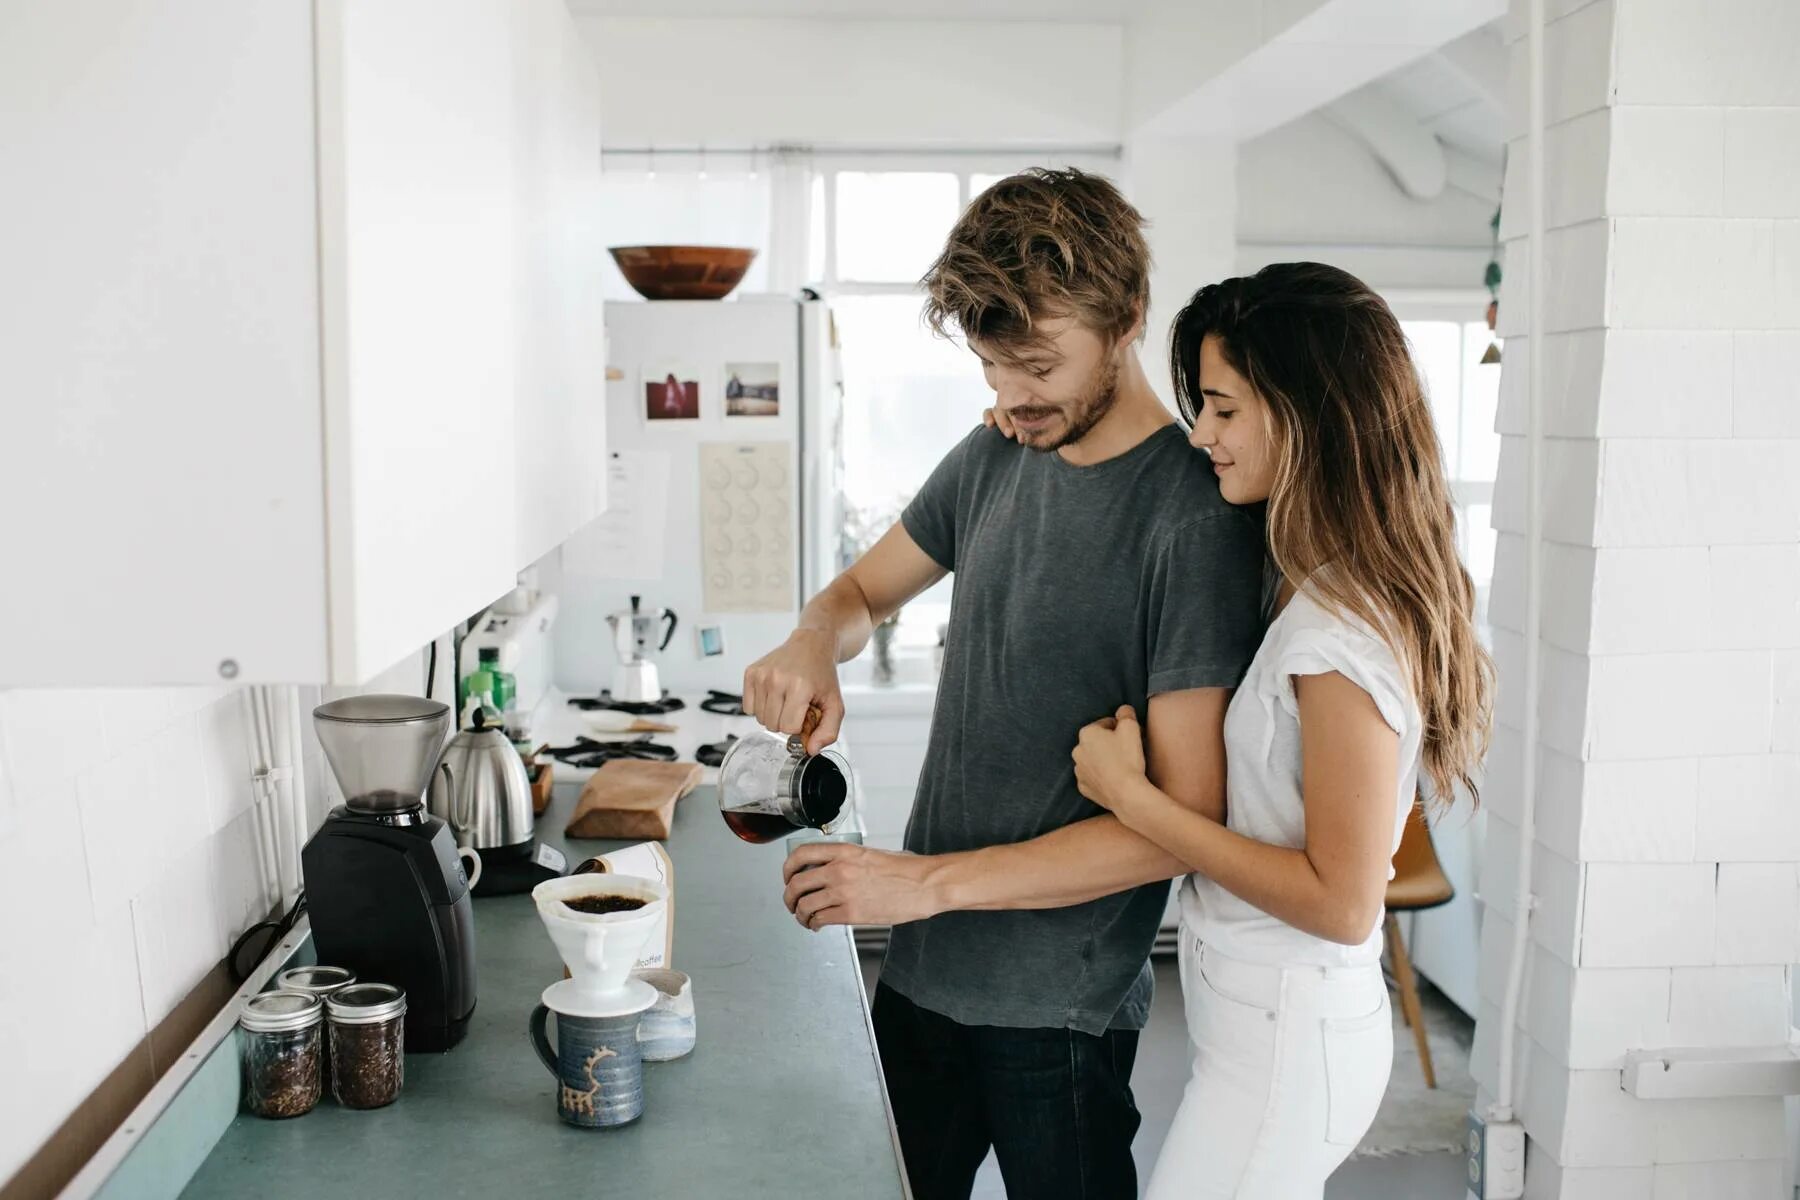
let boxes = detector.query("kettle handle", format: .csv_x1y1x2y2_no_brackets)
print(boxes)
437,760,475,837
658,609,679,652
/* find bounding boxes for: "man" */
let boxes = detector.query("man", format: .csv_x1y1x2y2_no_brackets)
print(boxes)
744,168,1265,1200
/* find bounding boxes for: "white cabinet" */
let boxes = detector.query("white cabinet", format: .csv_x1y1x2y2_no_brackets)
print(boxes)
0,0,605,687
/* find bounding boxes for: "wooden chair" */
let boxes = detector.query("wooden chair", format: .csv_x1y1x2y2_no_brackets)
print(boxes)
1384,802,1455,1088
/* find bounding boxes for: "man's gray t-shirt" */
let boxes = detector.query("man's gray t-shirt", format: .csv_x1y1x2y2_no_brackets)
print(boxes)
880,423,1265,1036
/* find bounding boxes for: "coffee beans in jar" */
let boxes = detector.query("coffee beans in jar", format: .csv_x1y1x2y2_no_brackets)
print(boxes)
275,965,356,1075
325,983,406,1110
239,991,324,1119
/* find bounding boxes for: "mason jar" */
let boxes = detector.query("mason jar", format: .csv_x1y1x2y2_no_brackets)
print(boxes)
326,983,406,1110
239,991,324,1119
276,965,358,1085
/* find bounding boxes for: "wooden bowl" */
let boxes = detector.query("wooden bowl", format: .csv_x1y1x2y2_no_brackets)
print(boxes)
609,245,757,300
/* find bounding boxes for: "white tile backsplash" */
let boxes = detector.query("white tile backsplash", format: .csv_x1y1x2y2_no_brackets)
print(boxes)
0,652,425,1185
199,692,253,836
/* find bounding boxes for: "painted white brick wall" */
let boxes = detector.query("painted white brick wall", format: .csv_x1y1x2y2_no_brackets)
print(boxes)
1774,221,1800,328
1554,1065,1788,1167
1526,1148,1787,1200
1485,4,1800,1183
1593,440,1800,547
1574,757,1698,863
1492,434,1601,545
1584,651,1772,762
1608,107,1724,218
1612,0,1800,107
1564,967,1672,1070
1772,650,1800,753
1588,331,1734,440
1711,864,1800,967
1489,632,1591,761
1666,965,1793,1046
1496,219,1610,337
1581,863,1715,968
1500,108,1611,236
1494,331,1739,443
1731,332,1800,437
1495,332,1600,439
1695,757,1800,863
1609,218,1775,331
1649,1159,1788,1200
1524,1155,1652,1200
1488,536,1595,654
1723,109,1800,219
1707,544,1800,650
1587,548,1709,656
0,655,426,1185
1483,723,1592,859
1502,0,1616,139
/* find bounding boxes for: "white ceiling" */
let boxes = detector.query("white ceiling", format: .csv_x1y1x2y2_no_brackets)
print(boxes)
576,0,1508,194
1375,25,1507,165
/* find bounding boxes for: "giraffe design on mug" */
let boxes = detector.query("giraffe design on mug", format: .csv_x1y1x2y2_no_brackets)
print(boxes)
559,1044,618,1117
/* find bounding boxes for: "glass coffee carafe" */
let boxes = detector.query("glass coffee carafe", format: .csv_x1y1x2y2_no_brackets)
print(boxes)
717,709,855,844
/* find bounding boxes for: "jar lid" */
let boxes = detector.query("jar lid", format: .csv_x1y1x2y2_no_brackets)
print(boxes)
276,965,357,996
240,990,323,1033
325,983,407,1025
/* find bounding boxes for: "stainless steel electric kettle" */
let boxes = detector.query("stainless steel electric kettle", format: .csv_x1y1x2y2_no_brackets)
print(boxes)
429,708,535,857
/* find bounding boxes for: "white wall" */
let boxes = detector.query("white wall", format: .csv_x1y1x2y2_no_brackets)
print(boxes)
577,17,1124,148
0,651,428,1186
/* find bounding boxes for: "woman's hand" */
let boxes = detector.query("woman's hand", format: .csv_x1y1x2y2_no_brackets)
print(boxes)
982,407,1018,440
1072,705,1150,815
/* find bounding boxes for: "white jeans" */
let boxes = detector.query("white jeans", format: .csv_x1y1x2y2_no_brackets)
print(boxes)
1146,929,1393,1199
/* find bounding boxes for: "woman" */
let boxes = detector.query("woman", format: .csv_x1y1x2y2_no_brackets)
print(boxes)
992,262,1493,1196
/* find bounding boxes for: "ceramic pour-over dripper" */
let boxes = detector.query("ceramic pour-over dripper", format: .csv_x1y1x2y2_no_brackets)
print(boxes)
532,875,668,1006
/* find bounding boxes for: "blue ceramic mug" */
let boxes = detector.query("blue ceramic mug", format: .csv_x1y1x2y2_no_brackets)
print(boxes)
529,1004,645,1128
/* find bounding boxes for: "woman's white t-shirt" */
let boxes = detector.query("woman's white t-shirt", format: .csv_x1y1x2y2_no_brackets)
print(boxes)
1178,589,1422,968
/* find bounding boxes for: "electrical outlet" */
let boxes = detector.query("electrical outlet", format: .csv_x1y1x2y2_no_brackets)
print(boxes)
1466,1111,1525,1199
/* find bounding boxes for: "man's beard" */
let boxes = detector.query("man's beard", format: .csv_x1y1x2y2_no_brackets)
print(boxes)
1014,354,1121,452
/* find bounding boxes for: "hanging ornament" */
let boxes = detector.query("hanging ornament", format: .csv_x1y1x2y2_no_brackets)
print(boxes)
1481,205,1503,364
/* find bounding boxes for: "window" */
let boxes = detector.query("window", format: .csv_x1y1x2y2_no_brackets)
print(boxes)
1398,316,1503,631
816,155,1121,654
833,172,959,283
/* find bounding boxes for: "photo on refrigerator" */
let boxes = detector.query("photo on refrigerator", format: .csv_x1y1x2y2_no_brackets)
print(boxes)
724,361,780,418
643,365,702,423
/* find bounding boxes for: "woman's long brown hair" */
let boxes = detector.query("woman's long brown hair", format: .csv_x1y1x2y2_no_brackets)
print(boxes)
1170,262,1494,806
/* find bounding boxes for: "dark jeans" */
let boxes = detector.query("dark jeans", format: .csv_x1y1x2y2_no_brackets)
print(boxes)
871,982,1142,1200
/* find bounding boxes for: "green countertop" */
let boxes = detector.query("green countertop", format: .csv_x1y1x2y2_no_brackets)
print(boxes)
182,783,909,1199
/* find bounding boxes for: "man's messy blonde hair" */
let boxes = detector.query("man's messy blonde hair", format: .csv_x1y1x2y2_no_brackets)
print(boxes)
921,167,1150,358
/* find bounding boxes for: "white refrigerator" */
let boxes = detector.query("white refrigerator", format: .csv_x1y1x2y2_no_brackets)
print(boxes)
554,297,841,698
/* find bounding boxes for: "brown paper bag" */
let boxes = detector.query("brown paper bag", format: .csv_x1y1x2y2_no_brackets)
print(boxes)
565,760,703,841
567,842,676,971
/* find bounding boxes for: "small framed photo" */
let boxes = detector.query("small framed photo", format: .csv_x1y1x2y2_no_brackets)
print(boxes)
644,365,701,423
723,362,780,419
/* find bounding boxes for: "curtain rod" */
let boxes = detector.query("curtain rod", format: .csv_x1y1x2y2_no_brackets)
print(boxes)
601,144,1123,158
